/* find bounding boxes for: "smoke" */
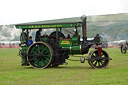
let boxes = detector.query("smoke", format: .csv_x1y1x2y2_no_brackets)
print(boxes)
0,25,21,41
90,15,100,22
100,32,111,42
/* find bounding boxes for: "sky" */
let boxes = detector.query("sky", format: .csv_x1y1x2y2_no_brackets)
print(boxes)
0,0,128,25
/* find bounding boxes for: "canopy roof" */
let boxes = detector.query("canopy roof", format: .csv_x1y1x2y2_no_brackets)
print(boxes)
15,16,86,29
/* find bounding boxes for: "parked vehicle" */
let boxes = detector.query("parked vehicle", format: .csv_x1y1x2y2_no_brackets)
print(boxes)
15,16,111,69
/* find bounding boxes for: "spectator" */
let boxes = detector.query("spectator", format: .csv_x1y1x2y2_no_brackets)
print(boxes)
28,36,33,46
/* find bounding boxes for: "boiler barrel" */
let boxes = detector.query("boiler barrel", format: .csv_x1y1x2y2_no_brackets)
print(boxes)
63,45,82,54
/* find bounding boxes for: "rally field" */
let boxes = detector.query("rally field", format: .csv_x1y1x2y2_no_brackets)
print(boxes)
0,48,128,85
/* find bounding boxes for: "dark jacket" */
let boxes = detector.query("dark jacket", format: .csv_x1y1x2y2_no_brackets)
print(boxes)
35,31,41,42
28,40,33,46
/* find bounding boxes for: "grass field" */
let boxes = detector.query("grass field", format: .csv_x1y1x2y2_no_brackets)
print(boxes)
0,48,128,85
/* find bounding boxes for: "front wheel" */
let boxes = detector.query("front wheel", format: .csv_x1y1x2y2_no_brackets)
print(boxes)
88,49,109,68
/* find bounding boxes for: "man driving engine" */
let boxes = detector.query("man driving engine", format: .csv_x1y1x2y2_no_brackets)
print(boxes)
35,28,42,42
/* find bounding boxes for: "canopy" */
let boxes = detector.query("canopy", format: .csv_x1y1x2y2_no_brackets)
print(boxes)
15,16,86,29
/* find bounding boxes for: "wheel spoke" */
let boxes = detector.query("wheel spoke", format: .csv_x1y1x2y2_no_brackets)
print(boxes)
102,59,105,62
44,59,49,64
38,61,42,66
44,57,50,61
43,51,50,55
31,48,35,53
98,61,101,67
38,45,41,53
92,59,96,62
41,58,47,66
95,53,98,57
42,61,47,66
31,51,37,54
101,53,104,57
100,60,103,64
35,59,40,65
41,61,46,66
41,47,47,54
92,54,95,57
43,55,49,57
35,47,39,52
30,48,36,54
94,61,98,66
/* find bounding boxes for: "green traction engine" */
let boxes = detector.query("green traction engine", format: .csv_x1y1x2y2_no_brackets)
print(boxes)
16,16,111,69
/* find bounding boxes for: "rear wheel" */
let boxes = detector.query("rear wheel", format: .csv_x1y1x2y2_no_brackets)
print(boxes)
88,49,109,68
121,45,127,54
27,42,53,69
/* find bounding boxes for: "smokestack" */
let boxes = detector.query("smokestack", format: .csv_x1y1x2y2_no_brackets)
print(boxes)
81,15,87,42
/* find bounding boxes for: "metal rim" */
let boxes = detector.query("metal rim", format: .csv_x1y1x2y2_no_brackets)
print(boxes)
87,50,95,67
121,45,127,54
88,49,109,68
27,42,53,69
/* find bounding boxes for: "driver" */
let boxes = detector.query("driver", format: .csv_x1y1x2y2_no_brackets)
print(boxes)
35,28,42,42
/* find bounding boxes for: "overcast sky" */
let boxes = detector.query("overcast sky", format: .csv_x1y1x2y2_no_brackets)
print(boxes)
0,0,128,25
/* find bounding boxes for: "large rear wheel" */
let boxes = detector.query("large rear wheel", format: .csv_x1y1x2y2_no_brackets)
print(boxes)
88,49,109,68
27,42,54,69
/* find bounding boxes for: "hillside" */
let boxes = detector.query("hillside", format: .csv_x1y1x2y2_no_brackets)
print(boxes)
87,13,128,22
87,13,128,41
0,13,128,41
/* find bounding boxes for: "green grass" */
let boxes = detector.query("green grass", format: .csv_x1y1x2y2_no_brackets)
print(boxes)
0,48,128,85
